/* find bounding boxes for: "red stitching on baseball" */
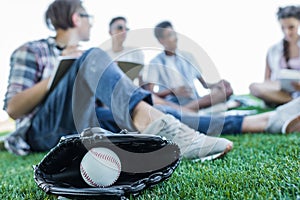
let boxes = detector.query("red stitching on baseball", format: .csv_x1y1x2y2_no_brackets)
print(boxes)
89,148,121,185
80,164,100,187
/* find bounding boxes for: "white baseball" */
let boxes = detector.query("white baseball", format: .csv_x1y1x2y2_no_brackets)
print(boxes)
80,147,121,187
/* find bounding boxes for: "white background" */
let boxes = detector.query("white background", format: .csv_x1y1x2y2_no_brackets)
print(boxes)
0,0,299,121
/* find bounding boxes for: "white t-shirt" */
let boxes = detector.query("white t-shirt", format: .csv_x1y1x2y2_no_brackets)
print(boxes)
106,46,144,64
141,50,202,103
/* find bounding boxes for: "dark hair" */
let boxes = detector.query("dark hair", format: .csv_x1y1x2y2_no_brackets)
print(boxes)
109,16,127,29
277,5,300,20
45,0,83,30
277,5,300,68
154,21,173,39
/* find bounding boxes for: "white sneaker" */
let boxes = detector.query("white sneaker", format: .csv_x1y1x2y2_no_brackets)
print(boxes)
141,114,233,161
266,98,300,133
281,114,300,134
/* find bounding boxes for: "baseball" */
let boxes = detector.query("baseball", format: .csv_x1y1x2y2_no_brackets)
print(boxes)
80,147,121,187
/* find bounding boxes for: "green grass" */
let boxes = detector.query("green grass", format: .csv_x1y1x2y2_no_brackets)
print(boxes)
0,133,299,200
0,131,10,137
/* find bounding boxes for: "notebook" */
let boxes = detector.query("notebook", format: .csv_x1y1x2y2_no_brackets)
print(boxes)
47,56,76,93
117,61,143,80
278,69,300,93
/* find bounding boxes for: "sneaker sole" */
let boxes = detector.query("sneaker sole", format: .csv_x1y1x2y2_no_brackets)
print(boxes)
193,143,233,162
282,115,300,134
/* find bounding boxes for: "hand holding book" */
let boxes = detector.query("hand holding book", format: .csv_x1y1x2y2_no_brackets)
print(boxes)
46,45,84,93
278,69,300,93
47,56,76,93
291,81,300,91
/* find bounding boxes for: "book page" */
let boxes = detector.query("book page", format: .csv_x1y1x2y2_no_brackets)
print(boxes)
278,69,300,93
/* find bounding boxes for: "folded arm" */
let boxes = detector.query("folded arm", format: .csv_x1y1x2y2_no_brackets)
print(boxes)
6,78,50,119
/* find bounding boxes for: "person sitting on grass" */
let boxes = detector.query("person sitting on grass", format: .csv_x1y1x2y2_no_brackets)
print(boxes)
95,17,300,136
250,5,300,107
105,16,144,65
140,21,234,112
2,0,233,161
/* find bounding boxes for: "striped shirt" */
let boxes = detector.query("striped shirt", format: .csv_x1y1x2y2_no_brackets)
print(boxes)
3,37,62,129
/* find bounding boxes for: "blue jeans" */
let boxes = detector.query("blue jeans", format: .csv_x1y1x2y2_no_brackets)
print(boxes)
26,48,152,151
97,105,244,136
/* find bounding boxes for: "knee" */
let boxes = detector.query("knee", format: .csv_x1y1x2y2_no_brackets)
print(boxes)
225,86,233,98
249,82,262,97
218,79,233,98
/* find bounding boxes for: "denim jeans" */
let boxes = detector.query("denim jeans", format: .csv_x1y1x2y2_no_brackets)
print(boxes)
97,104,244,136
26,48,152,151
162,106,244,136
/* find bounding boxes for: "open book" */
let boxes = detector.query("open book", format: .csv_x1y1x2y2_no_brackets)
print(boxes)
47,56,76,93
278,69,300,93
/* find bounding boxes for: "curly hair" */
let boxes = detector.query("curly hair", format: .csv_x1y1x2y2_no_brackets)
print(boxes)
277,5,300,68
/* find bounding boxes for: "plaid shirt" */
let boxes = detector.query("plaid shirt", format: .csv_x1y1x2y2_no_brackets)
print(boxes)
4,37,63,129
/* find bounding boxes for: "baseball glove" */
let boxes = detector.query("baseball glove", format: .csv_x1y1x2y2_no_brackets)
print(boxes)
33,127,181,200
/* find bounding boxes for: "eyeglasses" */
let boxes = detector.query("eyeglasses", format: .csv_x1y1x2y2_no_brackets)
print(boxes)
115,25,129,31
79,13,94,25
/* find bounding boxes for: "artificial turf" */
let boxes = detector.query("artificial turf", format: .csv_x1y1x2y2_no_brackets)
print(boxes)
0,133,299,200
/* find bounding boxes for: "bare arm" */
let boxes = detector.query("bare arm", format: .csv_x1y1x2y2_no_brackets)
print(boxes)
6,44,83,120
198,76,209,89
144,83,172,98
265,58,272,81
145,82,194,99
6,78,50,119
292,81,300,91
152,94,196,114
198,76,224,89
